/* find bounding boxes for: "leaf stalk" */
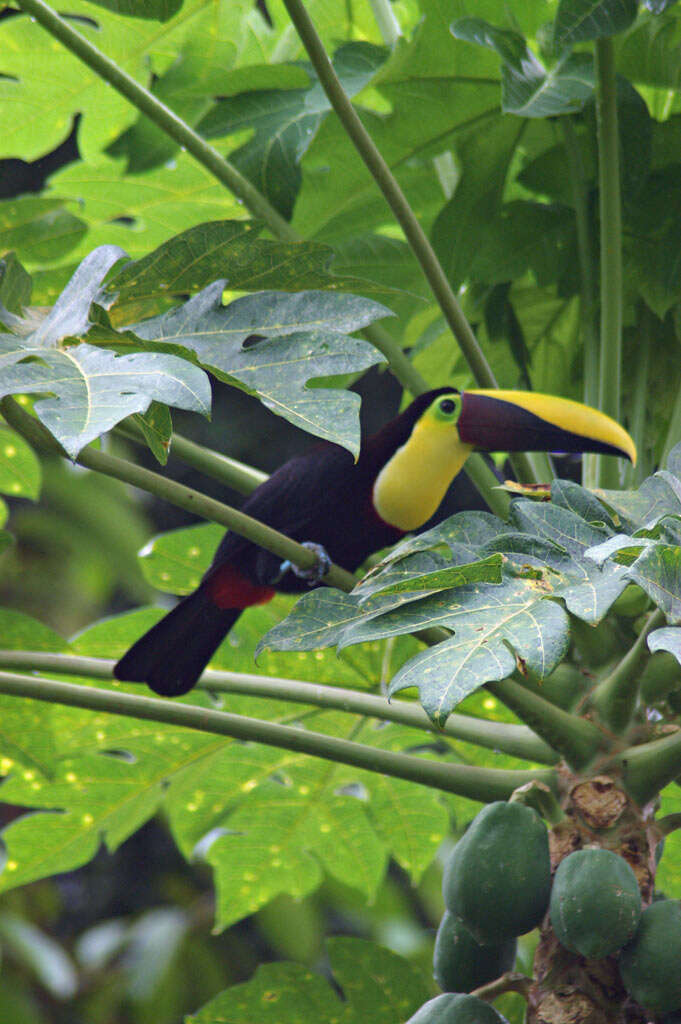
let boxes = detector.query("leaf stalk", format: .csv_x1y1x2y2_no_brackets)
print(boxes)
0,650,559,765
594,38,623,490
590,608,666,732
614,727,681,805
0,671,557,802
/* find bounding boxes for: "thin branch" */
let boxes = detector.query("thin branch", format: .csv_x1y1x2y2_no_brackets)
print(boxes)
658,812,681,837
0,650,559,765
0,398,355,591
625,306,651,488
488,677,604,771
590,608,666,732
116,419,268,496
613,728,681,805
0,671,556,802
594,38,623,490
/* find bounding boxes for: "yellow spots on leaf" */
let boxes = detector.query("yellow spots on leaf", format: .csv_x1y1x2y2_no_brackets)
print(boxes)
243,871,255,882
30,781,41,791
262,991,279,1003
268,844,280,854
319,823,331,834
82,813,94,826
160,572,171,582
9,483,21,493
16,396,29,406
5,860,17,872
482,697,497,711
3,445,16,458
189,578,199,588
22,770,35,781
96,730,106,742
188,547,201,557
298,785,310,796
186,803,198,813
241,779,258,793
271,858,282,868
314,651,324,661
429,834,441,843
0,757,14,773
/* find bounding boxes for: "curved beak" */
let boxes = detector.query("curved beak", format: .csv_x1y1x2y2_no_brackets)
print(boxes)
457,390,636,464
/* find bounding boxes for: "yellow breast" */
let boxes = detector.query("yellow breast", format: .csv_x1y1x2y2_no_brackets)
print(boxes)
372,417,473,531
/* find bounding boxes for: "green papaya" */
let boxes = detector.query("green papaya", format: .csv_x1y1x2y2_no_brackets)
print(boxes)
640,652,681,704
549,849,641,959
407,993,508,1023
433,910,516,993
443,801,551,944
619,900,681,1012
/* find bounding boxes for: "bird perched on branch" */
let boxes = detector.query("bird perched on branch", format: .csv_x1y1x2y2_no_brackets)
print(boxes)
114,387,635,697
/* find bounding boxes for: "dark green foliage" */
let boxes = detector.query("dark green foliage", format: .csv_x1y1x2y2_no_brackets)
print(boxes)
550,849,641,958
407,993,509,1024
537,663,589,710
433,910,517,993
442,802,551,944
619,900,681,1012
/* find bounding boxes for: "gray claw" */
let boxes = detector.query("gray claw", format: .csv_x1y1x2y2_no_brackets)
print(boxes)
279,542,331,585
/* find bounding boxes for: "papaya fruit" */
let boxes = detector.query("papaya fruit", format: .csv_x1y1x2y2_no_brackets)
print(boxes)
443,801,551,944
619,900,681,1012
640,652,681,704
549,849,641,959
433,910,516,993
407,993,508,1023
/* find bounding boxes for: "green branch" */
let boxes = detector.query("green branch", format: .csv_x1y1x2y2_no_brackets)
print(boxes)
488,677,605,770
0,670,556,802
625,306,651,488
0,397,355,591
614,728,681,806
116,419,267,496
0,650,558,765
590,608,665,732
594,38,623,490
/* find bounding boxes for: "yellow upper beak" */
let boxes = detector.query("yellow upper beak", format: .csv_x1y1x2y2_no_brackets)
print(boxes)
458,390,636,465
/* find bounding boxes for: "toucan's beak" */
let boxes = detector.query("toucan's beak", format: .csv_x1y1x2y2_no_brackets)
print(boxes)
457,390,636,464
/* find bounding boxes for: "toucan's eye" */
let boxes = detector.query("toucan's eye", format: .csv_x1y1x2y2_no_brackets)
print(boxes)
439,398,457,415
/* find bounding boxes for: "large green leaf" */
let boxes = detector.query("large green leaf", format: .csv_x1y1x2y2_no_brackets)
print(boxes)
107,220,397,320
137,523,222,594
188,938,429,1024
0,255,32,318
0,248,211,457
198,43,387,219
0,427,41,500
126,281,389,454
0,198,86,267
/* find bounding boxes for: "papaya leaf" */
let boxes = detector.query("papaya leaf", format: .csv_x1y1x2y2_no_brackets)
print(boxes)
451,18,595,117
126,281,389,454
625,543,681,622
553,0,638,47
188,938,429,1024
0,254,32,319
0,248,211,457
648,625,681,662
107,220,398,320
137,523,222,594
198,42,387,219
0,427,41,499
131,402,172,466
0,197,86,267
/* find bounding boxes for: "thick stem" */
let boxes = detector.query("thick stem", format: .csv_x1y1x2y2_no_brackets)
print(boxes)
561,117,600,489
590,608,665,732
116,420,267,495
660,367,681,470
614,728,681,806
594,38,623,490
0,671,556,802
472,973,533,1003
487,677,604,770
625,307,651,488
367,0,401,45
0,650,559,765
0,398,355,592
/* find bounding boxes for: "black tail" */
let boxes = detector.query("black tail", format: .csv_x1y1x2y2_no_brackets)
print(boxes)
113,587,240,697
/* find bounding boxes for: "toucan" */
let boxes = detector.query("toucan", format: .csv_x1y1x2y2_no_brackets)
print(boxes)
114,388,636,697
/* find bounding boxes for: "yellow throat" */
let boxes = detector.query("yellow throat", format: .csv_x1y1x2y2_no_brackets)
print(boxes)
372,415,473,531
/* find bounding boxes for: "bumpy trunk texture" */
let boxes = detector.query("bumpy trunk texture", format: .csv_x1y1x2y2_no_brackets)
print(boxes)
527,766,662,1024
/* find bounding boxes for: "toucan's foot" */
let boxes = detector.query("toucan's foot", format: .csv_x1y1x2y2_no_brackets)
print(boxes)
280,542,331,586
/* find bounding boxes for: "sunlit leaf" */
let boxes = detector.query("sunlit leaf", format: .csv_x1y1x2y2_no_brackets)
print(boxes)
0,427,40,500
